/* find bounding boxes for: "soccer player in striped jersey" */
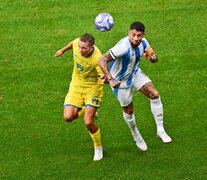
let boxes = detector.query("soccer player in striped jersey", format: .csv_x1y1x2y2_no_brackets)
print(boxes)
99,21,172,152
55,33,104,161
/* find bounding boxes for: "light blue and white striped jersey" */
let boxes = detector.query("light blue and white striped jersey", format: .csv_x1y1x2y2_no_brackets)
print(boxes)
109,36,150,88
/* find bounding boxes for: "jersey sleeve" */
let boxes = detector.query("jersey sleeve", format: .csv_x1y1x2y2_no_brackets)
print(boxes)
142,38,156,59
141,38,150,51
72,38,79,51
109,38,128,59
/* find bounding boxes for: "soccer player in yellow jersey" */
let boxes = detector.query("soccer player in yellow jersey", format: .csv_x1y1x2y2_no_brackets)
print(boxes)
55,33,104,161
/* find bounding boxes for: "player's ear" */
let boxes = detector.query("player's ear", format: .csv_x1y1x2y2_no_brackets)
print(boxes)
90,45,94,50
143,32,145,37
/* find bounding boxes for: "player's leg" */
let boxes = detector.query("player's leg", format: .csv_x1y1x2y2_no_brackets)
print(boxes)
84,106,103,161
122,102,148,151
116,87,147,151
134,69,172,143
84,85,103,161
84,106,98,133
140,83,172,143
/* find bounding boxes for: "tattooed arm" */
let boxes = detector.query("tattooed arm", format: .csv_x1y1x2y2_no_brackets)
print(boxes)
98,51,121,88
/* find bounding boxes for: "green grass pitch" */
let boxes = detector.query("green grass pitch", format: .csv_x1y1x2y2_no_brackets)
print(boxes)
0,0,206,179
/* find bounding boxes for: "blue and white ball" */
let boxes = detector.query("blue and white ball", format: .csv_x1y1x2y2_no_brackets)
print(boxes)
94,13,114,32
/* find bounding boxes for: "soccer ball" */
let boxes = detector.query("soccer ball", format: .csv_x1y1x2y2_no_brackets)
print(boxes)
94,13,114,32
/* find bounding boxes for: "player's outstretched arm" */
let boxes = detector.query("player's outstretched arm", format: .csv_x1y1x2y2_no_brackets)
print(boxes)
55,41,73,57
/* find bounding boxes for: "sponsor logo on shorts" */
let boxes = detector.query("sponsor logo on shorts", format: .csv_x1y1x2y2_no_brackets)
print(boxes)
92,97,100,105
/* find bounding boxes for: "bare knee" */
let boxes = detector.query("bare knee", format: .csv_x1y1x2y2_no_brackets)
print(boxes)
64,116,73,122
141,83,160,99
64,114,78,122
84,118,93,128
149,91,159,99
123,103,133,114
84,118,98,134
123,108,133,114
64,106,79,122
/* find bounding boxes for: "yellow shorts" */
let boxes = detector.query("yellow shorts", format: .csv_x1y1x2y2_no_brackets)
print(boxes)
64,83,103,109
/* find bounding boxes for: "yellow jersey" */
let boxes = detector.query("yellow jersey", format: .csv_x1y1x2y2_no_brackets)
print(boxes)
71,38,103,86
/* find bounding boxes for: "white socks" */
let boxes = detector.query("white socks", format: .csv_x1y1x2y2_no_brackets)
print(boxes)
150,96,164,132
123,96,165,133
123,112,137,133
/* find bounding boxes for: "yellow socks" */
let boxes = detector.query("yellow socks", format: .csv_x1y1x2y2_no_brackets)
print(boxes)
89,128,101,147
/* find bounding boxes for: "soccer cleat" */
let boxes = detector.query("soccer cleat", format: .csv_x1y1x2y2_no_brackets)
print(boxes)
132,129,148,151
157,131,172,143
93,145,103,161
